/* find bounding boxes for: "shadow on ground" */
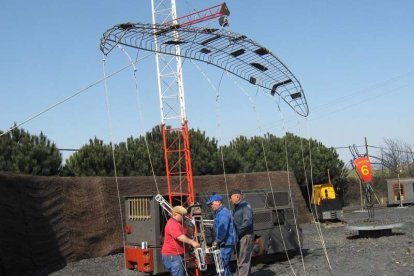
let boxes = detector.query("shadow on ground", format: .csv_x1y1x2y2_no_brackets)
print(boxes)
347,232,404,240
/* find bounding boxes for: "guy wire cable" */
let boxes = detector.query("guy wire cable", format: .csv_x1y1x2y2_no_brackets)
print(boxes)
105,47,188,274
102,54,128,276
189,54,240,272
114,45,185,274
273,96,300,276
0,53,153,138
303,122,330,271
228,73,299,275
304,120,334,275
230,71,309,275
188,45,234,203
115,44,161,194
274,100,307,275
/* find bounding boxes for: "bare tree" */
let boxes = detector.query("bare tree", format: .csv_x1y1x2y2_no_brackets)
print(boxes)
381,138,414,177
403,144,414,176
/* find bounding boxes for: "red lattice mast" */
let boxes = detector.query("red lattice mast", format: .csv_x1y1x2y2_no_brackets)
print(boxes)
152,1,229,206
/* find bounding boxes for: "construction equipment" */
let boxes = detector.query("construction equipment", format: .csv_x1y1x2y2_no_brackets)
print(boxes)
100,1,305,274
123,189,303,274
311,183,343,221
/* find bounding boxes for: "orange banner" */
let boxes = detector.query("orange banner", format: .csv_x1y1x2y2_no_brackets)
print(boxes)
353,156,373,183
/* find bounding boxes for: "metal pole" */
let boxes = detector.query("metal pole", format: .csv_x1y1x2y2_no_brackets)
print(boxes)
365,137,368,156
358,177,364,211
397,164,403,208
327,169,331,184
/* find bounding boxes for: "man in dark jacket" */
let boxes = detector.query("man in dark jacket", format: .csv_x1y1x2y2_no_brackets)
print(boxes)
207,194,237,276
229,189,254,276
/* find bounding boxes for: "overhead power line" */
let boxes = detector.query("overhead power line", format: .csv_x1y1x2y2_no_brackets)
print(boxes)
333,144,413,154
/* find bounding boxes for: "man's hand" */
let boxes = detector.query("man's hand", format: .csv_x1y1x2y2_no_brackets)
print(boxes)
177,234,200,248
212,241,218,248
192,240,200,248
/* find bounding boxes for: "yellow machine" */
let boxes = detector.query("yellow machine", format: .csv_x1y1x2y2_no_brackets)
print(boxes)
311,183,343,221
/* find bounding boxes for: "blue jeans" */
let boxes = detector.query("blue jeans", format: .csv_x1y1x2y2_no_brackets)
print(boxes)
220,246,234,276
162,254,185,276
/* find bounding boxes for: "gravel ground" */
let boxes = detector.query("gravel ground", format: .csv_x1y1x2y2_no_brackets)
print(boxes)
48,205,414,276
251,205,414,276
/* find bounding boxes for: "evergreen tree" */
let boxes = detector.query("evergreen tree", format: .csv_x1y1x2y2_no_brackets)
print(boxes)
0,126,62,175
189,129,220,175
220,132,345,199
64,137,113,176
62,125,345,203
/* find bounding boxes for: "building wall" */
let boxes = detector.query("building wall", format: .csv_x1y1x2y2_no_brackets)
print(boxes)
386,178,414,205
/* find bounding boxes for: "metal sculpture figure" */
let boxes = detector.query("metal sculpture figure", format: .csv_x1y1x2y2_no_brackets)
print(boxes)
349,145,375,221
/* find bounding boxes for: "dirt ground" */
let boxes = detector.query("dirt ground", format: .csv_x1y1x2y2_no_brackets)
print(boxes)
47,205,414,276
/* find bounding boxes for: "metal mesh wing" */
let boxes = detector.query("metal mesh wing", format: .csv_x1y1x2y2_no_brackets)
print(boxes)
100,23,309,117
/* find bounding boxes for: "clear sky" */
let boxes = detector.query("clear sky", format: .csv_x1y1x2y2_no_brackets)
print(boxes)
1,0,413,165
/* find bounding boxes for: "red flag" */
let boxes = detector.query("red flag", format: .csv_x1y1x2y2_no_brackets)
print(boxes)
353,156,373,183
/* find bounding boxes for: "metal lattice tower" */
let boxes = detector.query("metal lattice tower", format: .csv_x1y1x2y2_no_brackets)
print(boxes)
151,0,194,206
100,0,305,204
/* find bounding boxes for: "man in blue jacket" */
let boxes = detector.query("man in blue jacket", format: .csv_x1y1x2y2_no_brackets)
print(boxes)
229,189,254,276
207,194,236,276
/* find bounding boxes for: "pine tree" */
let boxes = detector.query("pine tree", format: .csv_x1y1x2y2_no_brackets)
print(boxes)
0,126,62,175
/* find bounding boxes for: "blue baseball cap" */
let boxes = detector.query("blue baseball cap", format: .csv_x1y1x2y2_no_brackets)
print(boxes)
206,194,223,205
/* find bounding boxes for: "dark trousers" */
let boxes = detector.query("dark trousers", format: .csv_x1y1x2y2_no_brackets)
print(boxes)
236,234,254,276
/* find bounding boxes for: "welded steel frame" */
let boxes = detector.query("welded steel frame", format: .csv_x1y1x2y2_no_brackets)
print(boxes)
151,0,195,206
165,2,229,27
100,23,309,117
